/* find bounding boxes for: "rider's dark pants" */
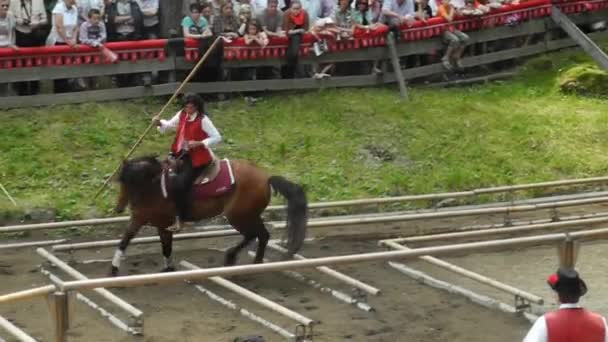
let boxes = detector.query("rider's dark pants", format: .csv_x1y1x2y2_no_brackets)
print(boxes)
173,155,208,221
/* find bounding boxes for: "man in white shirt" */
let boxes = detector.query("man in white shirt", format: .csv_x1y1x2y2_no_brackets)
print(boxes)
523,267,608,342
382,0,415,28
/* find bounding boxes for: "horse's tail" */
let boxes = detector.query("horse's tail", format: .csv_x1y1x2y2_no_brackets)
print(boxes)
268,176,308,257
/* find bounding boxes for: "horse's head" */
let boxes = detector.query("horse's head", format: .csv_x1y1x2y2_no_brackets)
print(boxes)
118,155,163,187
115,156,163,211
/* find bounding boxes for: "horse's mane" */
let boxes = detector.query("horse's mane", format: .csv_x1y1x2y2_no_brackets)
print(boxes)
118,155,163,203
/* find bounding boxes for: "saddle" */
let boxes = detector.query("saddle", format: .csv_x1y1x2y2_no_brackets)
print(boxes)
161,157,235,200
194,158,221,185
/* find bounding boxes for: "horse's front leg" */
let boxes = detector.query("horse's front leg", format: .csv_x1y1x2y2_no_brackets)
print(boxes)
109,220,143,277
158,228,175,272
113,184,129,214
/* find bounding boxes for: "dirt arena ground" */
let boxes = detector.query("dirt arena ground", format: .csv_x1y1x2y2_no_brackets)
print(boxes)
2,203,608,342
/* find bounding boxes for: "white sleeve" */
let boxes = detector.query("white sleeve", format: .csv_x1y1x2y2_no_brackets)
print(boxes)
604,317,608,342
523,316,547,342
158,110,181,134
201,116,222,147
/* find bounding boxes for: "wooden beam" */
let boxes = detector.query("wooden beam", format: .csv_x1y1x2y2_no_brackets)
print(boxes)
187,282,298,340
551,6,608,70
180,260,315,326
0,315,37,342
0,239,68,250
386,215,608,244
387,32,409,100
266,242,381,296
47,291,69,342
0,59,175,83
37,248,144,322
51,230,239,251
381,241,544,304
53,227,608,292
387,262,539,323
4,226,608,303
40,268,141,336
246,250,374,312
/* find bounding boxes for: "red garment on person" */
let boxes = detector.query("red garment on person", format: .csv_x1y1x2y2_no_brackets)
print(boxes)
171,111,213,167
545,309,605,342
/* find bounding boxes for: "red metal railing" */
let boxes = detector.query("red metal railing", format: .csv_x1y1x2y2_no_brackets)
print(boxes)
0,0,605,68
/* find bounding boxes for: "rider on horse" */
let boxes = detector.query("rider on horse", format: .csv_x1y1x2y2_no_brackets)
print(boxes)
154,93,222,231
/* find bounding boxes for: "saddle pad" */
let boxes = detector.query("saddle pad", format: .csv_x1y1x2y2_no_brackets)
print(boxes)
195,158,221,185
192,159,235,199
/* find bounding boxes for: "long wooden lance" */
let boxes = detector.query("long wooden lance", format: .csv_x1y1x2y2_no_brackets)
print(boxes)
0,182,17,206
93,36,224,200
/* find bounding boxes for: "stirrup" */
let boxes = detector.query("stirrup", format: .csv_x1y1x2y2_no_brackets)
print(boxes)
167,217,183,233
166,217,194,233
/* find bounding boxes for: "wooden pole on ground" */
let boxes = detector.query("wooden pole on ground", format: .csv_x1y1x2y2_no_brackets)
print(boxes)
93,36,223,200
40,268,141,336
180,260,315,327
247,250,374,312
37,248,143,322
387,262,540,324
381,241,544,304
188,282,298,340
0,315,37,342
267,242,381,296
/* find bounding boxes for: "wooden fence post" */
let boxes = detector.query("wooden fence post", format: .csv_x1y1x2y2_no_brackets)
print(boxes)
386,32,409,100
47,291,69,342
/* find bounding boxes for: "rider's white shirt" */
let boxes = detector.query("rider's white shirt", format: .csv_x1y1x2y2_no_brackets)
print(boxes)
158,110,222,149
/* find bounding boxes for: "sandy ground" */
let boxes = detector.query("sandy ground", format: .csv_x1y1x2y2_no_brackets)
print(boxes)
1,203,608,342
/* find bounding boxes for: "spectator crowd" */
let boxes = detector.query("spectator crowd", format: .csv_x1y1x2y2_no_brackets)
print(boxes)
0,0,554,95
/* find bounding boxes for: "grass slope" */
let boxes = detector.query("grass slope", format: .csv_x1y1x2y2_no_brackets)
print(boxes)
1,40,608,220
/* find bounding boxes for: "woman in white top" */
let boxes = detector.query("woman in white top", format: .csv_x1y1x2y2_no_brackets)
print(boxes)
47,0,79,47
48,0,80,93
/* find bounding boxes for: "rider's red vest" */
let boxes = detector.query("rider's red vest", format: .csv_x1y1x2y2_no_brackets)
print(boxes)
171,111,213,168
545,308,605,342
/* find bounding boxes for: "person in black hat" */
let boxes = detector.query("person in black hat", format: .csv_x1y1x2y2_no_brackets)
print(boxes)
523,267,607,342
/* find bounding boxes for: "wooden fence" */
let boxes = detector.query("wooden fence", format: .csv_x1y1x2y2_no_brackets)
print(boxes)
0,10,605,109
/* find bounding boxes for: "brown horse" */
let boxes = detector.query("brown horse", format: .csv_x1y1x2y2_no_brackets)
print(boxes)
110,155,308,276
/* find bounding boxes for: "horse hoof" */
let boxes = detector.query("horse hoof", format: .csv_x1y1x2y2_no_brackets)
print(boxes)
254,259,264,264
161,266,175,272
109,266,119,277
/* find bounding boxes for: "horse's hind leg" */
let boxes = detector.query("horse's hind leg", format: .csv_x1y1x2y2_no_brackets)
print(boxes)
110,220,143,276
253,217,270,264
158,228,175,272
225,233,256,266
